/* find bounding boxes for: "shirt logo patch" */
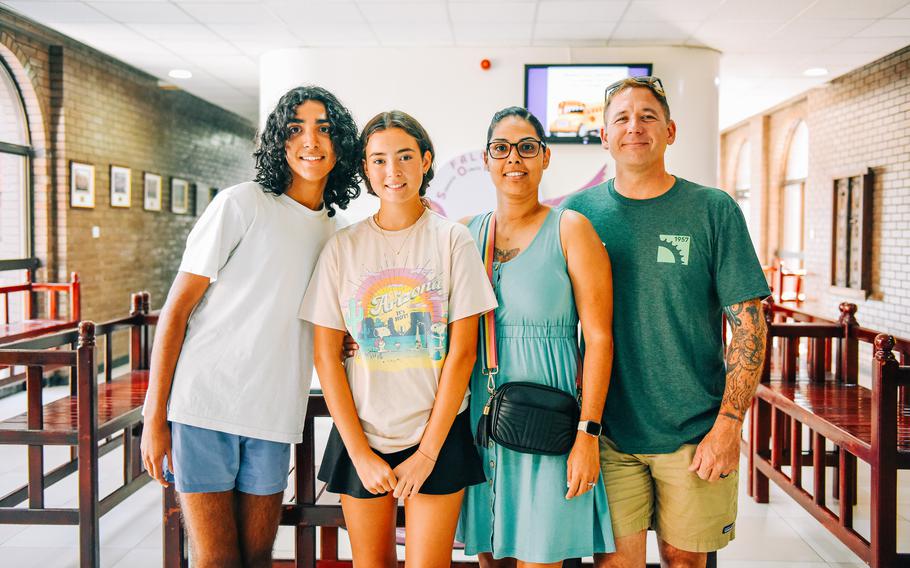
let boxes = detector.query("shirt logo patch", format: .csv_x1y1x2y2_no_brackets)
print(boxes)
722,522,734,534
657,235,691,265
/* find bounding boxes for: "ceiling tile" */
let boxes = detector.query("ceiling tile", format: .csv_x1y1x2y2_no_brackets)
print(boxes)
800,0,909,19
610,20,701,41
206,23,298,41
608,37,682,46
87,1,196,24
623,0,725,22
372,22,454,45
536,1,629,23
854,19,910,37
230,39,299,57
709,0,815,22
452,22,533,44
358,2,449,25
531,38,608,47
534,21,617,40
775,18,878,39
4,1,114,24
173,0,263,3
262,0,365,22
166,38,243,56
692,20,788,48
128,23,224,41
448,2,536,24
293,24,379,45
177,2,285,24
824,36,910,53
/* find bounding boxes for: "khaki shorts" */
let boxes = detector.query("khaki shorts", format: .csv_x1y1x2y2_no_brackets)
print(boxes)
599,436,738,552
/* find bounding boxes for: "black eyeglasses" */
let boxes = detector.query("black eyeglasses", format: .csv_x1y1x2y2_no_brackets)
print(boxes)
604,76,666,100
487,138,545,160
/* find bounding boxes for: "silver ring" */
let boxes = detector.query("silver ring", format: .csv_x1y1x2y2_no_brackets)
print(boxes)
587,482,596,487
719,473,729,479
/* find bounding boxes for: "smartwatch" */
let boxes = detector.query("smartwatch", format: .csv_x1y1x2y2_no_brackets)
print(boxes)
577,420,602,437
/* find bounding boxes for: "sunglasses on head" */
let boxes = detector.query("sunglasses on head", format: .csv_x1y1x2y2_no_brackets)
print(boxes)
604,76,666,100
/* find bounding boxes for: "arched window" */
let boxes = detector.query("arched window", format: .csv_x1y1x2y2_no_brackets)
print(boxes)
734,140,751,231
0,58,32,323
0,59,31,264
780,121,808,271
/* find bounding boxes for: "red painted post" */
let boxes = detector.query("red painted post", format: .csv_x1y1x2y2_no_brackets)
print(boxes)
162,486,187,567
27,365,44,509
790,418,802,488
129,293,142,372
24,269,33,320
837,303,858,385
752,398,771,503
70,272,81,322
76,321,99,568
871,334,897,568
813,432,826,509
296,413,317,567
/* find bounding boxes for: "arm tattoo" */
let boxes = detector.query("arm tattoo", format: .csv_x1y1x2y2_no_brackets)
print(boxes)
494,247,520,263
721,299,768,420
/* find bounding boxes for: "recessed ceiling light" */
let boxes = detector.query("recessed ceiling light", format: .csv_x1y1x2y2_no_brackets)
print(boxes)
803,67,828,77
168,69,192,79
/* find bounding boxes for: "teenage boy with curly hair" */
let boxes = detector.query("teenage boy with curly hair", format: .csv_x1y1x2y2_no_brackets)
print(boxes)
141,86,360,568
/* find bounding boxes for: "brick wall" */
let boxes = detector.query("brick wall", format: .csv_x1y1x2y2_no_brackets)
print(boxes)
1,7,256,322
721,46,910,337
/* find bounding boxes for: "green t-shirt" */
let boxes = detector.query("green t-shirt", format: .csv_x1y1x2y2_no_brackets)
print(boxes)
562,177,770,454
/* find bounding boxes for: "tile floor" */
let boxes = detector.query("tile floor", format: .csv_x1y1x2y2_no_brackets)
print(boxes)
0,384,906,567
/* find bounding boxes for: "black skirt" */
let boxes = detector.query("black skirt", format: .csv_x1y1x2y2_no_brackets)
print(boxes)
318,410,486,499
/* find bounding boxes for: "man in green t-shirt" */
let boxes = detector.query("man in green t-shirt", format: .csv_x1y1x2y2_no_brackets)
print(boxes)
562,77,770,567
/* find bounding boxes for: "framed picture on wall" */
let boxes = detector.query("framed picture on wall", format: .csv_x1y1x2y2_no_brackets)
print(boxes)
70,162,95,208
110,166,131,208
171,178,189,214
144,172,162,211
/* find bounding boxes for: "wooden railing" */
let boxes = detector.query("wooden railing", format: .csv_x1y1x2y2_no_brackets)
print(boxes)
747,299,910,567
0,291,155,568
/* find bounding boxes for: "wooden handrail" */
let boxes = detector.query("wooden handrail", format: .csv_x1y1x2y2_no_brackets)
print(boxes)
0,350,77,366
768,322,841,338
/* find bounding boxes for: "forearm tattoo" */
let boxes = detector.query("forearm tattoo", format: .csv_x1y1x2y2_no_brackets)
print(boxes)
722,300,768,421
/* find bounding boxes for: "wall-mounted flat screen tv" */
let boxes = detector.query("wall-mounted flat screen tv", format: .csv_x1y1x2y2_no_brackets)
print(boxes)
525,63,653,144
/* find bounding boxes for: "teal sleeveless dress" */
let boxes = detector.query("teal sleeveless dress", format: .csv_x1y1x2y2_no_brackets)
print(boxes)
458,209,615,563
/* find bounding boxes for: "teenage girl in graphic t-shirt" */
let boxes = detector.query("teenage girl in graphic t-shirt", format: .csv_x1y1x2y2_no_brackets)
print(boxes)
299,110,498,567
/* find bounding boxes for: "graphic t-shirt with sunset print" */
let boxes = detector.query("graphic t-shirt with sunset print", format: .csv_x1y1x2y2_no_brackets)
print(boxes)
299,210,497,453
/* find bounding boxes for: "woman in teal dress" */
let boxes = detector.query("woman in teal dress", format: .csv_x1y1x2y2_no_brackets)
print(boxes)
458,107,616,566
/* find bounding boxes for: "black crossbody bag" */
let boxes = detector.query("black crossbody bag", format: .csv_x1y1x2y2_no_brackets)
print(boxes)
474,212,581,456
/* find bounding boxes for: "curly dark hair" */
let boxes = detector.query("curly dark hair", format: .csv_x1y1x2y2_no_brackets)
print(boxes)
253,86,360,217
359,110,435,196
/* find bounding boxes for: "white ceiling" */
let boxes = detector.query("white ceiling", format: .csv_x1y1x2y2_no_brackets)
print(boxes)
3,0,909,128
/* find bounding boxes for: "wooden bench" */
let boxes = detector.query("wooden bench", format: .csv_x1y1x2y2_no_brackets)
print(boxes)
0,291,155,568
164,392,717,568
0,272,82,390
0,271,81,345
747,300,910,567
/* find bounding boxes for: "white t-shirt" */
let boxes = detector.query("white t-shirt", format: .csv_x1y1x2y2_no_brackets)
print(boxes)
299,210,497,453
164,181,335,443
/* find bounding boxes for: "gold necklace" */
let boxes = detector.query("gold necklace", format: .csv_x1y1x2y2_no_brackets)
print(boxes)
373,213,420,257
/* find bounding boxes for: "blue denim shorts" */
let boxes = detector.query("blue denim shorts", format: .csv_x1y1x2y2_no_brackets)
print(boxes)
164,422,291,495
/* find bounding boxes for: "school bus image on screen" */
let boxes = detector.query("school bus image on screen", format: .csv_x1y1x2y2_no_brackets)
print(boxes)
548,100,604,139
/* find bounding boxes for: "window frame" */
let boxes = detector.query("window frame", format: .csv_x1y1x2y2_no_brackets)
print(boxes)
0,58,37,273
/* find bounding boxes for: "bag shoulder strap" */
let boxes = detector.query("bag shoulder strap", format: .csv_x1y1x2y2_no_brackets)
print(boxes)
478,212,498,391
